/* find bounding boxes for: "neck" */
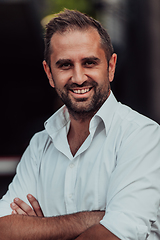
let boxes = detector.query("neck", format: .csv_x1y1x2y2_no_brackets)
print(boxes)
67,108,96,122
70,115,91,133
67,114,91,156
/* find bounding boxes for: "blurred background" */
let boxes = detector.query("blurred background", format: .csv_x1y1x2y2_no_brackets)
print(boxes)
0,0,160,198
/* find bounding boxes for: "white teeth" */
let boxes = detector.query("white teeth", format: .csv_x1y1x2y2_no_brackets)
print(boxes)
73,88,90,94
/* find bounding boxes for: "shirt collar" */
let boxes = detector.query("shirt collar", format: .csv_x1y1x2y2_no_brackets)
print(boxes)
44,105,70,139
45,91,118,138
90,91,118,136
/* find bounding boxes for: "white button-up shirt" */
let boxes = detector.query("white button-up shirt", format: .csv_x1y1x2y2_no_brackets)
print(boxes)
0,92,160,239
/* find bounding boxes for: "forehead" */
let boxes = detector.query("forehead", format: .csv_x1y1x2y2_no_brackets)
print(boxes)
49,28,104,60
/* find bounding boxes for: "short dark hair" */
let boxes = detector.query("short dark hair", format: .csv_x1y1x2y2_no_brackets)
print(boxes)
44,9,114,67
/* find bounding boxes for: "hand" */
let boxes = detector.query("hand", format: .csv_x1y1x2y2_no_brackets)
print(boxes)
10,194,44,217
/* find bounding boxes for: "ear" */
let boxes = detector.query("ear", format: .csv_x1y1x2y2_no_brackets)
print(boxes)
108,53,117,83
42,60,55,88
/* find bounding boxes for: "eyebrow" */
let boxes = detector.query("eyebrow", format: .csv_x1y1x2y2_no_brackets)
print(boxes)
82,57,100,63
55,56,101,66
55,59,72,66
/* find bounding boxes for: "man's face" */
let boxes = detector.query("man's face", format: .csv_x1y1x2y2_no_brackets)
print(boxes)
43,28,117,118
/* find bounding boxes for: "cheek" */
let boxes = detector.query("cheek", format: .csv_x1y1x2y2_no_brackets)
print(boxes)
86,69,102,80
52,71,71,87
88,68,108,83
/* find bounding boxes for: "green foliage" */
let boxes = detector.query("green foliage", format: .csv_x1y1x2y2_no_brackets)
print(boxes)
45,0,96,17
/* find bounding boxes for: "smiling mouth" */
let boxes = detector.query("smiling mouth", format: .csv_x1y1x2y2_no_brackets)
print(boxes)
71,87,92,94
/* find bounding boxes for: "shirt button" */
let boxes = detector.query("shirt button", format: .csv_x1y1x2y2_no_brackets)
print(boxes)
69,163,74,168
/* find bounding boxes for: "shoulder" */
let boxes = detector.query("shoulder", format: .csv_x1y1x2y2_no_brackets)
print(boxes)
112,103,160,159
114,102,159,133
28,130,53,160
30,129,52,148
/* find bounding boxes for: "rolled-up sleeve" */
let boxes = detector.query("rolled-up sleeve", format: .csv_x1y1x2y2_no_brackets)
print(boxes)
100,122,160,239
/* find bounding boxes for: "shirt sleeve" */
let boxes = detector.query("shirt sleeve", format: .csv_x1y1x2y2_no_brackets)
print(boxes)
100,121,160,239
0,134,40,217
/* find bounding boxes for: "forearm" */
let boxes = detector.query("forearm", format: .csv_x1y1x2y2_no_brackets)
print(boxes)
0,215,45,240
0,210,105,240
76,224,120,240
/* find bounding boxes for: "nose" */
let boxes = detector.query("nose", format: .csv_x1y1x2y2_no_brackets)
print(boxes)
72,64,87,85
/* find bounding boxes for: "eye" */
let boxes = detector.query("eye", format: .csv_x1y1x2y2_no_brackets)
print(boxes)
59,62,73,70
84,60,97,68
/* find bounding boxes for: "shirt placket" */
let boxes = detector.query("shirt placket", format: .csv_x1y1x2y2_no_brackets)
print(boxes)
64,156,79,214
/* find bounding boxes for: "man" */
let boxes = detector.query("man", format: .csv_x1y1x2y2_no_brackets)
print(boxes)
0,9,160,240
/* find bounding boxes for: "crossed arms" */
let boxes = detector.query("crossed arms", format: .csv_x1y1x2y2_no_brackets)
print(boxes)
0,194,119,240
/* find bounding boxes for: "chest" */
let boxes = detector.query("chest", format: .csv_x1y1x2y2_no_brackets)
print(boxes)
67,127,90,157
68,133,89,156
36,132,117,216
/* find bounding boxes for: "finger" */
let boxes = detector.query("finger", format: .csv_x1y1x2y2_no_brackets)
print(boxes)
11,210,17,215
27,194,44,217
10,202,28,216
13,198,36,216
